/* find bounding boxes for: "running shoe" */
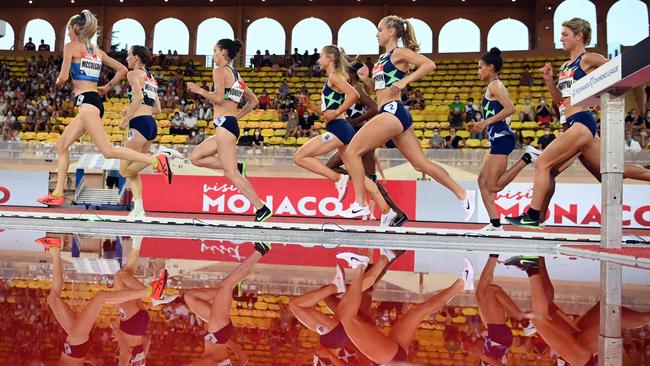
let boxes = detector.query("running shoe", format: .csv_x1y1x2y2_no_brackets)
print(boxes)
505,213,540,229
462,190,477,222
480,223,504,232
254,241,272,256
149,269,168,300
128,208,146,219
157,146,184,160
339,202,370,219
331,264,346,294
524,145,541,164
238,162,248,178
37,193,64,206
504,256,540,271
335,174,350,201
380,248,396,262
155,154,173,184
151,294,179,307
35,237,62,251
461,258,475,291
254,205,273,222
390,212,409,227
336,252,370,269
522,319,537,336
379,209,397,228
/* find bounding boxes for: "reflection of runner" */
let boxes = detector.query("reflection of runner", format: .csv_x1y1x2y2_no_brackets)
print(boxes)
334,252,474,364
182,242,271,365
289,249,396,365
508,256,650,359
37,236,167,365
462,255,535,365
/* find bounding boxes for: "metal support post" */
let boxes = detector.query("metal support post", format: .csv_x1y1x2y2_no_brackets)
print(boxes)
599,92,624,366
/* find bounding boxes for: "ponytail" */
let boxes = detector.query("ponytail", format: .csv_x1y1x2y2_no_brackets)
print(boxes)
322,45,354,78
382,15,420,52
68,9,98,48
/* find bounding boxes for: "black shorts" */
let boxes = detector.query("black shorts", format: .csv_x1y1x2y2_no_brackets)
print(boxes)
106,176,120,189
214,116,240,138
129,115,158,141
75,91,104,118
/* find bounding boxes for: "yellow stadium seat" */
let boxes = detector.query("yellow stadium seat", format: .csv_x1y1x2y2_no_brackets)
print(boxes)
173,135,188,144
261,128,274,137
35,132,48,141
456,130,470,139
197,120,208,128
481,140,491,148
465,138,480,148
296,137,309,145
521,130,536,138
160,135,174,144
522,121,539,129
510,121,523,130
283,137,296,145
274,129,286,136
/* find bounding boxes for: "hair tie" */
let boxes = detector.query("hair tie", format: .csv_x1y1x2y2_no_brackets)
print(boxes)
77,12,86,25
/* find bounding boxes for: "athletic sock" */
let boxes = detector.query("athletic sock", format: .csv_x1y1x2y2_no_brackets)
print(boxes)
521,153,532,165
527,208,540,221
52,192,63,197
134,199,144,212
151,157,159,168
490,219,501,227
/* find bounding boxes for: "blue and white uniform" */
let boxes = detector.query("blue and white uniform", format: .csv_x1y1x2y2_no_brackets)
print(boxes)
556,53,597,136
372,48,412,131
482,81,515,155
321,79,355,144
71,45,105,117
215,65,247,138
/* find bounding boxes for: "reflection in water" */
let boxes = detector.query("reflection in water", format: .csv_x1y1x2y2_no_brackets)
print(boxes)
0,232,648,365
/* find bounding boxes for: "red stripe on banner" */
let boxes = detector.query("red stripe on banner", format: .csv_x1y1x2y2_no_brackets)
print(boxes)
139,237,415,271
141,175,416,220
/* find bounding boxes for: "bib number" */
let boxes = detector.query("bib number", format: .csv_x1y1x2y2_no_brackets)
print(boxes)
373,65,386,90
143,78,158,101
205,333,219,344
76,95,85,106
383,101,398,115
214,117,226,128
79,53,102,78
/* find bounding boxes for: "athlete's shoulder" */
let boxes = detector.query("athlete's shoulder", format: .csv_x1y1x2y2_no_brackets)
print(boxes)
582,52,608,68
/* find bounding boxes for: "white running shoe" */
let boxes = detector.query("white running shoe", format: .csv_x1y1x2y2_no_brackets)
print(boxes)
157,146,184,159
380,209,397,228
461,258,475,291
151,294,178,307
480,223,504,232
331,264,346,293
340,202,370,219
336,252,370,269
523,320,537,336
462,190,477,222
128,209,146,219
131,235,143,250
335,174,350,201
524,145,541,164
380,248,396,262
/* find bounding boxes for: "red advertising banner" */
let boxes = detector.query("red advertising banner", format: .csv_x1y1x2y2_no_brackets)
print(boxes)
139,237,414,272
141,175,416,219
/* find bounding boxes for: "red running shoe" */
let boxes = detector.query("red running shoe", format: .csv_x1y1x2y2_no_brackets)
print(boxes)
37,193,64,206
150,269,168,300
155,154,172,184
35,237,62,251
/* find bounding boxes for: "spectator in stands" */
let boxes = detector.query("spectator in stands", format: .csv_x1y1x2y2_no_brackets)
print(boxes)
0,96,7,117
277,94,295,121
301,50,310,67
161,50,172,67
252,128,264,147
285,109,299,138
401,88,413,108
262,50,272,67
469,111,484,140
465,97,477,122
286,61,299,76
520,96,535,122
448,95,465,128
292,48,301,64
310,48,319,66
199,102,213,120
170,111,187,135
625,108,645,135
37,39,50,52
445,128,463,149
171,50,181,66
625,130,642,152
535,99,553,125
412,89,424,110
238,129,252,146
24,37,36,51
251,50,263,69
258,90,271,110
299,111,317,137
514,130,524,149
279,79,291,98
523,136,535,148
184,112,198,133
429,128,445,148
537,127,556,150
519,65,534,86
299,81,308,95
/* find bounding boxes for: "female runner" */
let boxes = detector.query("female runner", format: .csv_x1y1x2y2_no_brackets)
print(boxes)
181,241,271,365
187,39,272,222
469,47,540,231
37,10,172,206
506,18,609,229
120,45,181,218
35,236,167,365
293,46,397,227
334,251,474,364
341,15,475,221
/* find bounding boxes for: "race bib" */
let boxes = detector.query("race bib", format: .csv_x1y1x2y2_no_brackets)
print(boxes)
373,64,386,90
130,351,145,366
79,53,102,78
226,80,246,103
557,68,575,99
75,94,85,106
214,116,226,128
559,102,567,124
321,132,332,143
143,77,158,101
383,101,398,115
64,343,72,355
205,332,219,344
127,129,135,141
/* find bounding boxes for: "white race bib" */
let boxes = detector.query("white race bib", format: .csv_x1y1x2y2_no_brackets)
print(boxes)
559,103,567,125
143,77,158,101
320,94,326,112
226,80,246,103
79,53,102,78
383,101,398,115
214,116,226,128
372,64,386,90
75,94,85,106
